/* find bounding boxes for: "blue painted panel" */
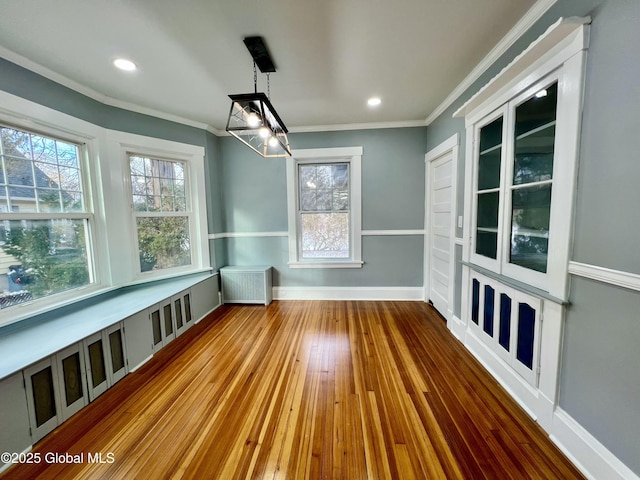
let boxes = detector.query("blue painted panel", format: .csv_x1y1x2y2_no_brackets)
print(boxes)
483,285,495,336
499,293,511,352
516,302,536,370
471,279,480,325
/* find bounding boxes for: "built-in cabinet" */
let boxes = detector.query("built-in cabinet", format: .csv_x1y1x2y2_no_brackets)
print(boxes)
1,275,220,473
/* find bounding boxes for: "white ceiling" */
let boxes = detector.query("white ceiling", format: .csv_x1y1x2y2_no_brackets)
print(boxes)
0,0,537,131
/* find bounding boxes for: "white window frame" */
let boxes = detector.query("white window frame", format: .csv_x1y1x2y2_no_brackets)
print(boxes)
0,90,211,328
0,91,105,326
286,147,363,268
459,17,590,300
112,131,209,282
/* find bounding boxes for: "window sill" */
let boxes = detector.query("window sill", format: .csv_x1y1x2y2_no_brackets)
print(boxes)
288,261,364,269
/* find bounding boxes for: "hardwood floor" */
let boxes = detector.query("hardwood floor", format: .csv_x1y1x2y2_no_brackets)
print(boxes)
1,301,584,479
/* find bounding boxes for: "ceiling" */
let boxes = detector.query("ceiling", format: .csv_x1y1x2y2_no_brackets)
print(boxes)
0,0,537,132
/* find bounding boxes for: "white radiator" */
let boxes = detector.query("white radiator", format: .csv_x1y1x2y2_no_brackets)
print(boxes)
220,266,273,305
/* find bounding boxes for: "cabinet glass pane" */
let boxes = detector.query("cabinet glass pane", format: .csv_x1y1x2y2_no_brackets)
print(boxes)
109,330,125,373
152,310,162,346
483,285,495,336
499,294,511,352
510,185,551,272
175,299,183,329
514,83,557,186
31,367,56,427
184,294,192,322
62,353,83,407
476,192,499,258
517,303,536,370
478,117,503,190
88,340,106,388
163,304,173,335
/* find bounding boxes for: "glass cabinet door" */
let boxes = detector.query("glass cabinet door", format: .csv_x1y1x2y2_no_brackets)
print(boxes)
24,358,60,442
509,82,558,273
475,115,504,260
107,322,128,384
84,331,109,402
56,344,87,421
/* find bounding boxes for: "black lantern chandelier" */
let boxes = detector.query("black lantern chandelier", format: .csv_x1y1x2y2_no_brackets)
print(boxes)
225,36,291,157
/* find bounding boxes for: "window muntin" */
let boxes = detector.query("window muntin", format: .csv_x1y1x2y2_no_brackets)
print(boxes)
298,163,350,259
0,126,92,310
128,155,192,273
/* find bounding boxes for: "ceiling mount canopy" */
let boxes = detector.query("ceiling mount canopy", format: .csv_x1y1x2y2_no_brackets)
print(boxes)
226,36,291,158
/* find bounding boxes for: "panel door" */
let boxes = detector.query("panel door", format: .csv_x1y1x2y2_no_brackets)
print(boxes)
24,358,61,442
83,331,109,402
55,343,88,421
105,322,128,384
123,309,154,371
173,292,187,337
427,151,454,319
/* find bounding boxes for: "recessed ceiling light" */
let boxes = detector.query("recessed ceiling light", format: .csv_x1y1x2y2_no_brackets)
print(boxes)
113,58,137,72
367,97,382,107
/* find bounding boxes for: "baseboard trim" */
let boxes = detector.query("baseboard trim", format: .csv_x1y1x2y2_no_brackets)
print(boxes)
551,408,639,480
1,445,33,474
273,286,424,301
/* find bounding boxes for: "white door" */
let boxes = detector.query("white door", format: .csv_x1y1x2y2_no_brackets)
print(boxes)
426,150,454,319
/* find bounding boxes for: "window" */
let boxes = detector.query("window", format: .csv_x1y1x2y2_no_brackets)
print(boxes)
0,125,93,309
286,147,362,268
128,155,192,273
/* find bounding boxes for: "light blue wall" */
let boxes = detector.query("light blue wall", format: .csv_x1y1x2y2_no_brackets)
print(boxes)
426,0,640,474
219,127,428,287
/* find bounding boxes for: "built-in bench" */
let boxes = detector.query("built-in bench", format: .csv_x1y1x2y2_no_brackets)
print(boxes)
0,271,221,473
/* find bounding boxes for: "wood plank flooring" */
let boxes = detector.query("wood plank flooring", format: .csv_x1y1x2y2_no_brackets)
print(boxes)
1,301,584,479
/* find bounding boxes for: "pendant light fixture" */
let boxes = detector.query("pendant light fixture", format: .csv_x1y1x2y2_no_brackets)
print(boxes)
225,36,291,157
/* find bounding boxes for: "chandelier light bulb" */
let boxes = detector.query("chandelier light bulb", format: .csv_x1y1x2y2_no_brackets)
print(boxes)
268,136,279,147
246,112,261,127
259,127,271,138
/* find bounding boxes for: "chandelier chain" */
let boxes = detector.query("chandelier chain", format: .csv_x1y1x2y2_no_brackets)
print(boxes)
253,62,258,94
267,72,271,99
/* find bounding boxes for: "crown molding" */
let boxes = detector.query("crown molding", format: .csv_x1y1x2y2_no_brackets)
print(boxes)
424,0,558,125
288,120,427,133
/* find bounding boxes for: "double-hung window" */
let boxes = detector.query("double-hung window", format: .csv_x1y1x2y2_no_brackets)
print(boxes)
128,155,192,273
287,147,363,268
0,125,93,309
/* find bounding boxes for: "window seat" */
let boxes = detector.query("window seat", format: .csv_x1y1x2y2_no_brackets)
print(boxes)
0,272,218,381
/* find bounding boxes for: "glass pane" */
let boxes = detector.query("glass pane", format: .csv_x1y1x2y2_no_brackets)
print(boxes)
475,192,499,259
136,216,191,271
1,219,91,307
152,310,162,345
483,285,495,336
514,83,558,137
298,163,349,213
31,367,56,427
471,279,480,325
0,128,83,214
478,117,503,190
300,212,349,259
499,294,511,352
62,352,83,406
129,156,186,213
517,303,536,370
175,298,183,329
510,185,551,273
88,340,107,388
514,82,557,187
164,304,173,335
109,330,125,373
184,294,192,322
